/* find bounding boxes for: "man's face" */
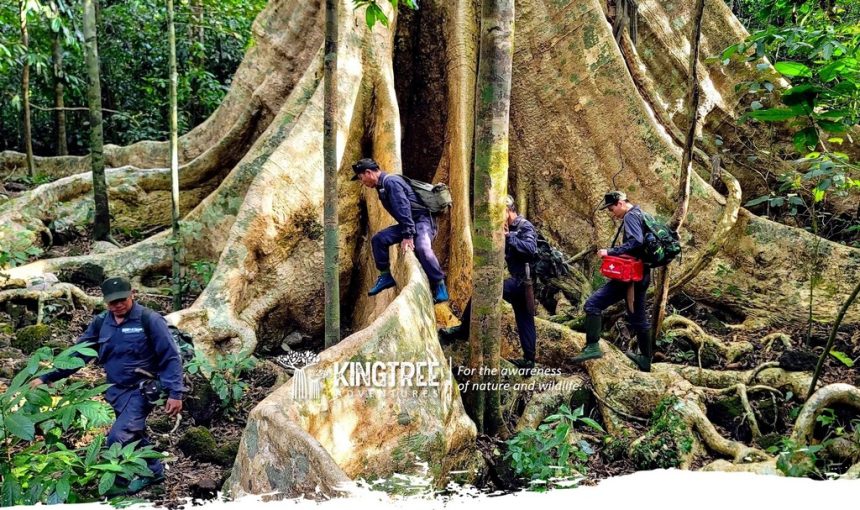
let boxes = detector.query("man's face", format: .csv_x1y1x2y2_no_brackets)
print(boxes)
606,201,626,219
107,295,134,317
356,170,379,188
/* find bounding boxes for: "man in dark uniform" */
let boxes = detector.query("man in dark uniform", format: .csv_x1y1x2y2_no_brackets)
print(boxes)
571,191,652,371
352,158,449,303
439,196,539,369
31,277,184,491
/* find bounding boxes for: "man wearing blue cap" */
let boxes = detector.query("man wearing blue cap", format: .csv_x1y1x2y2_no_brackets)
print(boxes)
352,157,449,303
30,276,184,493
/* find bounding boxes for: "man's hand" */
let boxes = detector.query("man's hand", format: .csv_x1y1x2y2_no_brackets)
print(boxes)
401,238,415,252
29,378,45,389
165,398,183,417
598,249,609,258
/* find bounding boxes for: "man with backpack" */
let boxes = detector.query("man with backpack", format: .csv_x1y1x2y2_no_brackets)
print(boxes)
352,157,449,303
571,191,654,371
439,196,539,369
30,277,184,492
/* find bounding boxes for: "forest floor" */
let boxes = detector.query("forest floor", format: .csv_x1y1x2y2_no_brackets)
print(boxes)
1,228,859,506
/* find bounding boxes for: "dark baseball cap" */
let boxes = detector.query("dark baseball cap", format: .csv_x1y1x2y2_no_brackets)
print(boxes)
599,191,627,210
351,158,379,181
101,277,132,302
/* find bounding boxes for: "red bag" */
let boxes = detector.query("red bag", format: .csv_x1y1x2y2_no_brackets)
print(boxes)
600,255,644,282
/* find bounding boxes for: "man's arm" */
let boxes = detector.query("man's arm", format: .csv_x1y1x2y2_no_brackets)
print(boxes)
385,178,417,238
507,220,538,257
607,212,644,257
146,313,185,400
38,317,101,384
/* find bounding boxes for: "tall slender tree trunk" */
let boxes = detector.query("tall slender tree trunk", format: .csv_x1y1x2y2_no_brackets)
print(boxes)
83,0,111,241
189,0,205,125
19,0,34,176
168,0,182,311
53,28,68,156
323,0,339,348
650,0,705,342
468,0,514,436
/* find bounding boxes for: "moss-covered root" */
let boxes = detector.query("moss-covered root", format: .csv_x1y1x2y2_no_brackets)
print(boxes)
790,383,860,446
0,283,103,315
662,314,753,364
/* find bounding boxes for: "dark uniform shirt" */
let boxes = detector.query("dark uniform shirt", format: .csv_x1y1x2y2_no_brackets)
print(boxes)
505,215,538,278
608,205,646,259
375,171,431,239
41,303,184,410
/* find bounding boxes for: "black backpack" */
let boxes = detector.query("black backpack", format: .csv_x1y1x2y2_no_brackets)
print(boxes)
532,232,572,281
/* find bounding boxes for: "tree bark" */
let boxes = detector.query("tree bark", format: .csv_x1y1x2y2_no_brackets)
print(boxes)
19,0,34,176
807,278,860,400
53,26,68,156
650,0,705,343
323,0,339,347
83,0,111,241
468,0,514,436
168,0,182,311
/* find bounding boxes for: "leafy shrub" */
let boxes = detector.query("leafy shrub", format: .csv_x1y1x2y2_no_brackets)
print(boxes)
505,404,604,490
0,344,162,505
186,352,256,414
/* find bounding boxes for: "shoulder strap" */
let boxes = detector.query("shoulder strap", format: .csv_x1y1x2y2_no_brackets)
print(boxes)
93,310,108,334
140,307,155,340
611,221,624,248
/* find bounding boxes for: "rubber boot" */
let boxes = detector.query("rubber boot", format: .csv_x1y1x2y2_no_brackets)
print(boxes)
571,314,603,363
626,328,652,372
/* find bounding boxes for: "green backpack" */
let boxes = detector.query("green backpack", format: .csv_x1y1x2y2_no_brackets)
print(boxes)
402,176,453,214
640,212,682,267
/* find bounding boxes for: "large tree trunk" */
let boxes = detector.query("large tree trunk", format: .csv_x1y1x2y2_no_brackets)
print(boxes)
467,0,515,436
3,0,860,497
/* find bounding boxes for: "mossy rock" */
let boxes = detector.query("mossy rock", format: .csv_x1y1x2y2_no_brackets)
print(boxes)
13,324,52,354
178,427,238,466
214,440,240,467
149,416,174,434
600,435,630,463
178,427,218,459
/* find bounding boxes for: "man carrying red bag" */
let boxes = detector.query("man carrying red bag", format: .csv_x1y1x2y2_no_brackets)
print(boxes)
571,191,652,371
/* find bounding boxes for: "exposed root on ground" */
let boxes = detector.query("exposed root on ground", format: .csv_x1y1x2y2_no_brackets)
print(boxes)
662,315,753,365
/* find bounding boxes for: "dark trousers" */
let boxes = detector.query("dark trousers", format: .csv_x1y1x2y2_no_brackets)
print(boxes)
107,391,163,477
371,217,446,284
459,277,537,361
584,270,651,331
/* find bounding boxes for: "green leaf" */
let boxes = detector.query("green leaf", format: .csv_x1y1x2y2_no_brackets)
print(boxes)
774,61,812,78
92,463,125,473
54,477,70,503
578,417,605,433
746,108,800,121
4,413,36,440
829,350,854,368
25,388,53,408
98,472,116,495
745,195,771,207
793,127,818,153
52,357,85,370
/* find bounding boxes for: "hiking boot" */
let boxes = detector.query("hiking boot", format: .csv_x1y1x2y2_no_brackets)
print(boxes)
571,314,603,363
433,280,449,303
368,272,396,296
